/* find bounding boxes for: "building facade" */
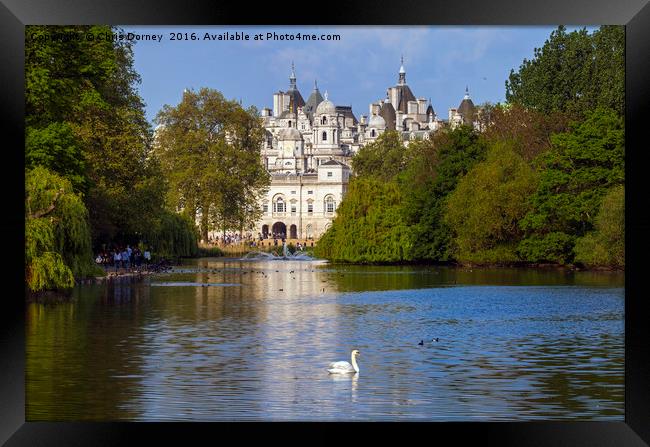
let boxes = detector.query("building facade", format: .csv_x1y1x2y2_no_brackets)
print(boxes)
255,60,481,241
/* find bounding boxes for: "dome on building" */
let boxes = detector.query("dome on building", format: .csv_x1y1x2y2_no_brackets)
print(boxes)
379,101,396,130
368,114,386,129
316,98,336,116
277,127,303,141
315,91,336,116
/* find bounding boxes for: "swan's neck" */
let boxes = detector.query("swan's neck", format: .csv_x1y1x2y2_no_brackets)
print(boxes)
351,354,359,373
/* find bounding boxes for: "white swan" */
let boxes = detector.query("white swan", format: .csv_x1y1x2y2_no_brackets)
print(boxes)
328,349,360,374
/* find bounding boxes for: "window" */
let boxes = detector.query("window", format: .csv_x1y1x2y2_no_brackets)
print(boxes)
291,206,296,215
327,171,333,177
288,120,292,127
308,203,313,214
321,116,327,125
371,129,376,137
274,198,285,213
322,131,327,141
291,191,296,194
326,196,335,213
263,204,268,214
307,190,313,195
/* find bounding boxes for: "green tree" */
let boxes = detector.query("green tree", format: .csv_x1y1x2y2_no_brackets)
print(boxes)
143,210,199,259
25,25,165,248
315,178,412,263
505,25,624,118
400,126,488,261
352,130,407,180
574,185,624,268
445,142,539,264
154,88,270,242
25,166,99,292
518,108,624,264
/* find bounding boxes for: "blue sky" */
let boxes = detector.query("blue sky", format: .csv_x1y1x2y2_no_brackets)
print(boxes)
122,26,594,124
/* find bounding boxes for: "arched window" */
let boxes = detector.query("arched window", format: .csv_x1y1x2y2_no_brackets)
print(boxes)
321,116,327,125
288,120,292,127
325,196,335,214
273,197,285,213
371,129,376,137
322,131,327,142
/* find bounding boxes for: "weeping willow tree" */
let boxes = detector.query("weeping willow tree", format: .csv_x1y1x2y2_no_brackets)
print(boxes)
25,166,99,292
142,210,199,259
315,178,413,263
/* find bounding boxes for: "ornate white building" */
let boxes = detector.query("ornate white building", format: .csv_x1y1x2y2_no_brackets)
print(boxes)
255,61,481,241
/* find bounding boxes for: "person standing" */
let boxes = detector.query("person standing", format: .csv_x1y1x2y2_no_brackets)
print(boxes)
144,249,151,269
114,250,121,271
122,247,130,270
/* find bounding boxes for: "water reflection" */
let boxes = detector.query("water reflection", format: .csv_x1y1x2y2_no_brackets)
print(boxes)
26,259,624,421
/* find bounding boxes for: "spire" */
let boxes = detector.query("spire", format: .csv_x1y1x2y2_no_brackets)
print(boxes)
398,55,406,84
289,62,297,89
324,90,328,101
314,79,318,90
464,86,470,99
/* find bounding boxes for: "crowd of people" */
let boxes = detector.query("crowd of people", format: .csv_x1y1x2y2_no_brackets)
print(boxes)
209,232,254,246
95,245,152,272
260,232,286,240
206,231,315,249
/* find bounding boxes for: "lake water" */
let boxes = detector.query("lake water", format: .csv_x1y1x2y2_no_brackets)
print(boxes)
26,258,624,421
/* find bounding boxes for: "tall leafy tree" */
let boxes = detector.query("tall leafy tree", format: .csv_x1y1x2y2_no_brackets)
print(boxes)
400,126,488,261
445,142,539,264
505,25,624,118
518,108,624,263
25,166,98,292
154,88,269,242
25,25,165,247
314,178,412,263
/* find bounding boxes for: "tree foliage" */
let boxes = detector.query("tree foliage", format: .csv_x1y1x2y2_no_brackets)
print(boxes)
316,126,487,263
314,178,412,263
479,103,570,161
25,166,99,292
142,210,199,259
316,26,624,269
445,142,539,264
154,88,270,242
25,25,166,247
505,25,624,117
574,185,624,268
351,130,407,180
518,108,624,263
25,26,201,292
400,126,488,261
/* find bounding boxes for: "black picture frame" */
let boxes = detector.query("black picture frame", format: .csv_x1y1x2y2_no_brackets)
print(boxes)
2,0,649,444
